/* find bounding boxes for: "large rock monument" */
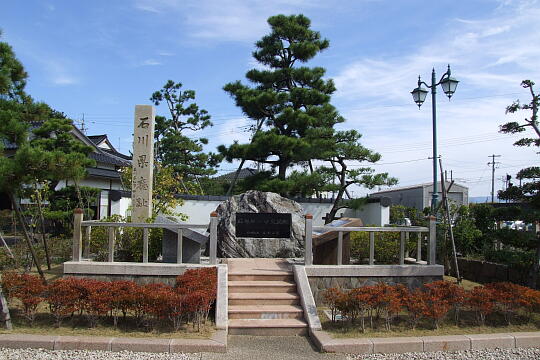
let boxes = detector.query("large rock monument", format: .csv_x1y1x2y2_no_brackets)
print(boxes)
215,190,305,258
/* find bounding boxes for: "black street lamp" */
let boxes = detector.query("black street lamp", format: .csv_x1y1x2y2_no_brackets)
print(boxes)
411,65,459,214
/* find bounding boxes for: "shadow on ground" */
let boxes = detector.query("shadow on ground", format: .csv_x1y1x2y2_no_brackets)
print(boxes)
199,335,346,360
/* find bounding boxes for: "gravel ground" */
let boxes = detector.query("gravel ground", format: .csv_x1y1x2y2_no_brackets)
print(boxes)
348,348,540,360
0,348,199,360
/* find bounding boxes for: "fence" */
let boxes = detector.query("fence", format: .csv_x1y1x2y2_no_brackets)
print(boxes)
72,208,436,267
304,214,436,266
71,209,219,265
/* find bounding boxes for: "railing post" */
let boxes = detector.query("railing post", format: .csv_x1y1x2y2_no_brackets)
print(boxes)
72,208,83,262
417,234,423,262
83,226,91,259
428,216,437,265
107,227,115,262
399,231,405,265
405,231,410,258
369,232,375,265
177,228,183,264
210,212,218,265
337,231,343,265
142,228,149,263
305,214,313,266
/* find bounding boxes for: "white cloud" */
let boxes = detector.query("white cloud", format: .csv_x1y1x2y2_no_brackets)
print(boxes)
133,0,322,42
140,59,162,66
42,59,80,86
333,0,540,196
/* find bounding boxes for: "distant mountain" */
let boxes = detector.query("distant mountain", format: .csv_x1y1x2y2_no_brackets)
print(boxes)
469,196,492,203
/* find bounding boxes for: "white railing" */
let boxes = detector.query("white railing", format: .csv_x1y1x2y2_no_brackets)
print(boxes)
304,214,436,266
71,209,219,265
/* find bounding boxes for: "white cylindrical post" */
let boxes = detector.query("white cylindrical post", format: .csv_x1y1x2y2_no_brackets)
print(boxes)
305,214,313,266
400,231,406,265
337,231,343,265
177,228,183,264
429,216,437,265
417,234,423,262
108,227,115,262
210,212,218,265
142,228,149,263
72,209,83,261
369,232,375,265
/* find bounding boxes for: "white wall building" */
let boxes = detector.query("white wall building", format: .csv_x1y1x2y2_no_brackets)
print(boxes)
371,181,469,211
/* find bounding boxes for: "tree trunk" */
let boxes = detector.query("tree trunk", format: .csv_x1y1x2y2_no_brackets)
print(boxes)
8,192,47,283
529,231,540,289
278,162,287,180
326,162,347,224
326,187,345,224
34,184,51,270
0,284,11,330
226,159,246,196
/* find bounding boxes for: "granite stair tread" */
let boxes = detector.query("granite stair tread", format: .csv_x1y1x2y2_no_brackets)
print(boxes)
228,292,299,300
228,281,296,287
228,319,307,328
228,305,303,313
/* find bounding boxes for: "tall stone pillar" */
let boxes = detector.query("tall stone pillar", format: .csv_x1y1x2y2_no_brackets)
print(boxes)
132,105,155,223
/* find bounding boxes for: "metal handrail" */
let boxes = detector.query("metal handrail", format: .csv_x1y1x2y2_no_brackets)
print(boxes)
312,226,428,233
81,221,208,229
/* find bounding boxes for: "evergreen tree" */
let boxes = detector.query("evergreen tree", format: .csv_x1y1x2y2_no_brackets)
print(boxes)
218,14,342,193
150,80,222,189
498,79,540,287
0,30,27,101
0,34,94,277
316,130,397,223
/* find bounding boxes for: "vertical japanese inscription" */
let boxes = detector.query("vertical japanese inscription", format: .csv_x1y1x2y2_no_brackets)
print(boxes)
132,105,155,222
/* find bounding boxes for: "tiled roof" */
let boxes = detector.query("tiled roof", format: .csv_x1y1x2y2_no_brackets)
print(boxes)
216,168,259,181
89,152,131,167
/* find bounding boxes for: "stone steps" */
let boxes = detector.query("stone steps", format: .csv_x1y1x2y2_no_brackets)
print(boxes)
228,280,297,293
228,273,294,282
227,259,307,335
228,305,304,319
228,319,308,336
228,292,300,305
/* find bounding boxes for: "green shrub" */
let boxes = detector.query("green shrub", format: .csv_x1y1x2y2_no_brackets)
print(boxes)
350,230,420,264
88,215,162,262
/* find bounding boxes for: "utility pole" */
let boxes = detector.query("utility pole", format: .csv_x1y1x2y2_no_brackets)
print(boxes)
80,113,87,134
487,154,501,203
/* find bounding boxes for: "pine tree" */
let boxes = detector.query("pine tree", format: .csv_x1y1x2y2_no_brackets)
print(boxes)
498,79,540,288
150,80,222,190
218,14,342,194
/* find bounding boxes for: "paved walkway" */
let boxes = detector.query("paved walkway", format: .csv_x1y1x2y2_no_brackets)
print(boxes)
198,336,347,360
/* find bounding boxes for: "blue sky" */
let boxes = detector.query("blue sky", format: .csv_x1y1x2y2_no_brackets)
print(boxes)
2,0,539,198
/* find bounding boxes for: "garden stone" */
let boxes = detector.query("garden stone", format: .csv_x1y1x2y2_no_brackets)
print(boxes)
215,191,305,258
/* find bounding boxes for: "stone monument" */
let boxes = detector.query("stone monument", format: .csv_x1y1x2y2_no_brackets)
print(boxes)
215,190,305,258
132,105,155,222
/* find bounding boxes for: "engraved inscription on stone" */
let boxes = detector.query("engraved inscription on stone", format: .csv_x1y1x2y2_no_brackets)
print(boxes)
132,105,155,222
235,213,292,238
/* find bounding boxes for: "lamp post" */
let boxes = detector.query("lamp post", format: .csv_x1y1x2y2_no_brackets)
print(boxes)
411,65,459,214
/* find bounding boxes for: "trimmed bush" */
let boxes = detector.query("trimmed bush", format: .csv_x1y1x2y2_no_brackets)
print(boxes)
322,280,540,332
1,268,218,332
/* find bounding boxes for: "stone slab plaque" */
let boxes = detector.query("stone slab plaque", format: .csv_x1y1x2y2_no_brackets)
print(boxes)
235,213,291,238
132,105,155,222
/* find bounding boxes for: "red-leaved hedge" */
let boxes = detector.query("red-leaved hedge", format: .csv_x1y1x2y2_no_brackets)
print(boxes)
2,267,217,331
323,280,540,331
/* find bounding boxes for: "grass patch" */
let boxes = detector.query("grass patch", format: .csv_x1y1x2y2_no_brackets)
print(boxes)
2,308,214,339
319,307,540,338
443,275,481,291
